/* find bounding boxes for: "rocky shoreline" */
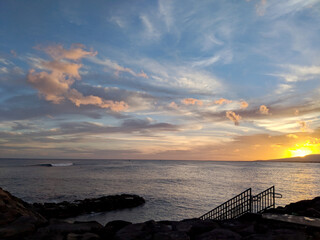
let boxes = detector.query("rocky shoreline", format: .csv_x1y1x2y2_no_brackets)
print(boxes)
1,187,320,240
32,194,145,219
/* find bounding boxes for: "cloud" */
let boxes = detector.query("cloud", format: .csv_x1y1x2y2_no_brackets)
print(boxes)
298,121,308,132
181,98,203,106
38,44,97,60
214,98,232,105
27,44,127,111
286,134,298,139
89,57,148,79
192,55,220,68
256,0,267,16
240,100,249,109
226,111,241,125
169,101,178,109
259,105,269,115
275,65,320,82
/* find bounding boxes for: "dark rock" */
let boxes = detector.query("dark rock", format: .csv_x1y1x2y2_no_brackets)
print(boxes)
195,228,241,240
0,187,47,239
270,228,307,240
173,219,219,237
33,194,145,219
113,222,152,240
153,231,190,240
28,220,102,240
66,232,101,240
101,220,132,238
0,216,36,239
38,220,102,234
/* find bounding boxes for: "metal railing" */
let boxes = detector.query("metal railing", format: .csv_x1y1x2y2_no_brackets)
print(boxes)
200,186,281,220
252,186,275,213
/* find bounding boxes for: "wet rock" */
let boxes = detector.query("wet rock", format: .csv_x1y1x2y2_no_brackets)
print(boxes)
33,194,145,219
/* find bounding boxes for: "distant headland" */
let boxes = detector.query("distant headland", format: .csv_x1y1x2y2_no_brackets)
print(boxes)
259,154,320,163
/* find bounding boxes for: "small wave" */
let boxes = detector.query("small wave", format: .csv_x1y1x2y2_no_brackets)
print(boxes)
51,163,73,167
34,163,73,167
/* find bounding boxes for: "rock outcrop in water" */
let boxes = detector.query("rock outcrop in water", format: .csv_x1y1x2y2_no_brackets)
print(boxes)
2,186,320,239
32,194,145,219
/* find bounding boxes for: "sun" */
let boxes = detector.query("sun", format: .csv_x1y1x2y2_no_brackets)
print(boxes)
285,139,320,158
288,148,312,157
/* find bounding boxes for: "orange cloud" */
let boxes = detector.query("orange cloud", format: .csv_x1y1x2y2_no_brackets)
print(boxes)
259,105,269,115
286,134,298,139
226,111,241,126
68,89,127,111
298,121,308,132
214,98,232,105
240,100,249,109
169,101,178,109
41,44,97,60
182,98,203,106
27,44,127,112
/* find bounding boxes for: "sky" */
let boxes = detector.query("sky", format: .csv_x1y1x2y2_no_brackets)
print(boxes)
0,0,320,160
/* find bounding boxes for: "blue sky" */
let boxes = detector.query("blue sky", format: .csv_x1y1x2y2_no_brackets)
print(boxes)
1,0,320,160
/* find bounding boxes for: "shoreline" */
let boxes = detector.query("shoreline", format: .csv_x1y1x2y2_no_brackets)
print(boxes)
1,187,320,239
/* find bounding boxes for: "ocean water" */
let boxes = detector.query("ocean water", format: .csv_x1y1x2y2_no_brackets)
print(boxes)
0,159,320,225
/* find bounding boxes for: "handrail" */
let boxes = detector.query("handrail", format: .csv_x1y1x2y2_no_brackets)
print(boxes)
199,188,252,220
200,186,280,220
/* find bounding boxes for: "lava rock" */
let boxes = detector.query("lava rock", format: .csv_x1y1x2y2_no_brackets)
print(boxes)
33,194,145,219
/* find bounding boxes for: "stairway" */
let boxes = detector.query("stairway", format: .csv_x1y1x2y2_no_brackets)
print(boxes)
200,186,282,220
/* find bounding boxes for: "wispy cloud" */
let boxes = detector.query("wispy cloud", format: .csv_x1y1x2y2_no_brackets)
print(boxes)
89,57,148,78
275,65,320,82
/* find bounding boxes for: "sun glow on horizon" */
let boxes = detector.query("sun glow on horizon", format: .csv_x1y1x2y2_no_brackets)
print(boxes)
285,139,320,158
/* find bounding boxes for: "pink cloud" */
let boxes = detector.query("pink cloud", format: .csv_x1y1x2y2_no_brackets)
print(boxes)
40,44,97,60
240,100,249,109
214,98,232,105
259,105,269,115
27,44,128,112
169,101,178,109
226,111,241,126
181,98,203,106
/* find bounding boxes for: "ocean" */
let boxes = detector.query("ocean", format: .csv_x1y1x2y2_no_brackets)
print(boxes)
0,159,319,225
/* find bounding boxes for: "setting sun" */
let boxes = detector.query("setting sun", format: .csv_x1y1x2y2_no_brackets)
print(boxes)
285,139,320,158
